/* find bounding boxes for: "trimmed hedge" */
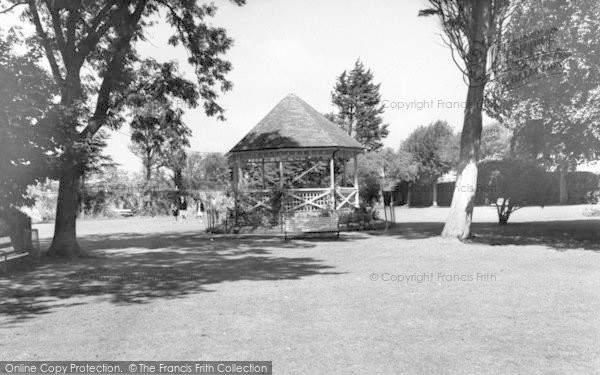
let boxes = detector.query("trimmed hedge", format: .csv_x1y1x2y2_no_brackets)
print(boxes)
394,170,599,207
545,171,600,205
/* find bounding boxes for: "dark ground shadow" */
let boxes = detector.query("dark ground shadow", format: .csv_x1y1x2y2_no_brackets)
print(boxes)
0,232,340,323
372,220,600,252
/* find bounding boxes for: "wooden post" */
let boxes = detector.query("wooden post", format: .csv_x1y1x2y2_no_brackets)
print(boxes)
381,189,388,229
79,174,85,220
390,191,395,222
238,162,244,190
232,159,239,193
330,155,336,209
262,159,266,191
353,155,359,207
279,159,284,214
232,158,240,226
279,159,284,188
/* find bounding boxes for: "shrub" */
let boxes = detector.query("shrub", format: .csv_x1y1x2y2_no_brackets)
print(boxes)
477,159,550,224
566,172,599,204
0,208,32,251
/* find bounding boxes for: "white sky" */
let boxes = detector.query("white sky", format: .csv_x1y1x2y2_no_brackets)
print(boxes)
106,0,493,172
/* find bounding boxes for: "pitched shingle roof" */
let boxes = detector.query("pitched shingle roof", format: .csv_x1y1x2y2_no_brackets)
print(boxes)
229,94,364,153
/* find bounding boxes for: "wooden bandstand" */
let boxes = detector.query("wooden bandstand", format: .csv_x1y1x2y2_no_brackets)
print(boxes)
228,94,364,216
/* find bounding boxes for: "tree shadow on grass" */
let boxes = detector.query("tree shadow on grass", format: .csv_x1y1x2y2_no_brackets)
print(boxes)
0,232,341,324
469,220,600,251
369,220,600,252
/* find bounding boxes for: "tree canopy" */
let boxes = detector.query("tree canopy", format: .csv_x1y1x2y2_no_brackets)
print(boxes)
357,148,417,204
127,58,197,184
478,159,550,224
480,122,511,160
402,120,459,183
485,0,600,170
0,0,246,255
0,28,56,212
183,152,229,191
330,59,389,151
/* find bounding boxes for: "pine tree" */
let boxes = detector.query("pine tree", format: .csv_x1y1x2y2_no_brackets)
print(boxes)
331,60,389,151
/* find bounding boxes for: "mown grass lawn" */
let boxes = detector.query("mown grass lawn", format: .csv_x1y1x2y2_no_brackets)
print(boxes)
1,205,599,374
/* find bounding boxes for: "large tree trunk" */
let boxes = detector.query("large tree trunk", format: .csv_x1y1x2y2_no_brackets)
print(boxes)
48,167,87,257
559,161,568,204
42,3,145,257
442,84,485,239
145,149,152,182
440,0,490,240
146,163,152,182
173,168,184,192
48,72,91,257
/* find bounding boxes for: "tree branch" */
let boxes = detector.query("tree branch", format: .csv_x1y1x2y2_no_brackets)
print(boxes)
156,0,187,46
0,0,26,14
80,0,148,139
78,0,125,58
45,0,69,63
65,3,80,62
28,0,65,89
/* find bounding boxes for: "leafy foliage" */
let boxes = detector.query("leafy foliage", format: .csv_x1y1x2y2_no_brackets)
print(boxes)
0,29,56,211
330,59,389,151
183,152,230,190
485,0,600,170
357,148,418,204
129,106,191,182
477,159,550,224
401,120,459,183
126,58,198,186
480,122,511,160
1,0,245,252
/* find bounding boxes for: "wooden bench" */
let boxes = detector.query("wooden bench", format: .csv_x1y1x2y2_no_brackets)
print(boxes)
0,236,29,271
112,208,134,217
284,214,340,240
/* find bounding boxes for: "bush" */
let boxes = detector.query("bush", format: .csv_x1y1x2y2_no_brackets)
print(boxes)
359,174,382,205
563,172,598,204
477,159,550,224
526,171,599,205
0,208,32,251
339,204,379,226
582,205,600,217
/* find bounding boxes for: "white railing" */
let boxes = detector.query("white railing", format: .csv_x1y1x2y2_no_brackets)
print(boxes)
239,187,358,212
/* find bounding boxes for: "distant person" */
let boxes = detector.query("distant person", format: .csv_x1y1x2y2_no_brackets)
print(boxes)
170,202,179,221
178,195,188,221
196,200,205,220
